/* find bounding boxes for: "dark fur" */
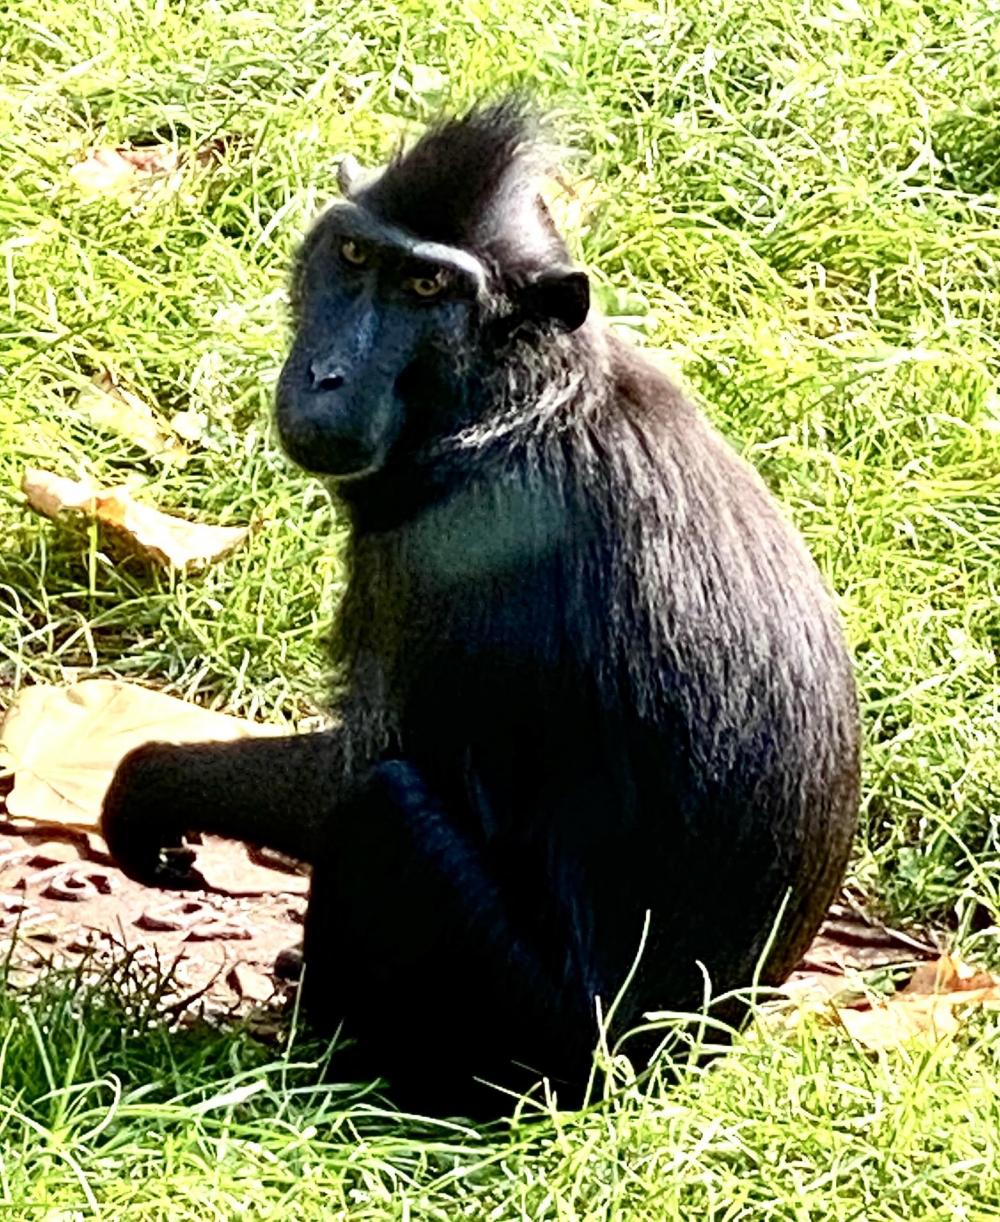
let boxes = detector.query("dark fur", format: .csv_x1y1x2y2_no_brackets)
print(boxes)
102,101,860,1116
357,96,535,245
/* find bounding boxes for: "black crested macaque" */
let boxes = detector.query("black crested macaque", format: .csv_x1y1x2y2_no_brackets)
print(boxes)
102,99,860,1116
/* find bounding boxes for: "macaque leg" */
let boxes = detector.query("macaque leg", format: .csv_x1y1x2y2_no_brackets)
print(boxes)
302,759,597,1113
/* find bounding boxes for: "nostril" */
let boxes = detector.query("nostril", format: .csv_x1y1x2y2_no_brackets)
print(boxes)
310,363,345,392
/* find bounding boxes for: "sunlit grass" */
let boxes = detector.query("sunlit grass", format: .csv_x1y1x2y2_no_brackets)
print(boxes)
2,958,1000,1218
1,0,998,1213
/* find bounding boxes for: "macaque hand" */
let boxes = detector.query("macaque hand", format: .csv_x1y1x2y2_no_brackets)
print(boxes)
101,743,201,888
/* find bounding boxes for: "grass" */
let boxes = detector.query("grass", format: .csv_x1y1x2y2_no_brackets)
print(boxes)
1,0,998,1215
3,958,1000,1218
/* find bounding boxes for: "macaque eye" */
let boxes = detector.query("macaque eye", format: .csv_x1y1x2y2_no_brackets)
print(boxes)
404,269,451,298
340,239,369,267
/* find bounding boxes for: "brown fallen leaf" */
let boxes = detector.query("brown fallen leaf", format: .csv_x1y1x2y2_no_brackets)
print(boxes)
780,902,938,1012
22,468,249,571
42,867,115,903
0,679,282,833
780,954,1000,1051
68,138,235,196
797,904,938,974
69,145,182,194
834,994,964,1049
76,370,187,462
901,953,998,996
24,841,78,869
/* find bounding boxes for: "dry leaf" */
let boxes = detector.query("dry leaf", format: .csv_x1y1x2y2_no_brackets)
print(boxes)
70,145,183,194
22,468,249,571
68,139,234,196
796,905,937,974
901,953,998,996
780,954,1000,1051
0,680,282,833
186,921,252,943
835,993,965,1049
76,370,187,461
779,903,938,1015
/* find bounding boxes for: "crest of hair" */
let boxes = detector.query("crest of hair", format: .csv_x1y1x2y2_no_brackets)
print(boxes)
356,96,543,248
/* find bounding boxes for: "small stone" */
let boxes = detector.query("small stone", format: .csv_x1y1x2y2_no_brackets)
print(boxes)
185,921,252,942
226,963,274,1002
43,875,86,901
87,871,113,895
42,867,112,903
137,900,211,932
66,931,101,954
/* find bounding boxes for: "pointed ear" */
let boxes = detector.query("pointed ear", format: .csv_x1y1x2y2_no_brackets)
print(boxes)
516,269,590,333
337,154,359,196
339,155,378,197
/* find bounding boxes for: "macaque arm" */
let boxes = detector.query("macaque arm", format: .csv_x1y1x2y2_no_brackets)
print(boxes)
101,729,345,884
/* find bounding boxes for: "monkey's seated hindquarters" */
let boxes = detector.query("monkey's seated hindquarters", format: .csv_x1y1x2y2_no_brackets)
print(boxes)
102,99,860,1118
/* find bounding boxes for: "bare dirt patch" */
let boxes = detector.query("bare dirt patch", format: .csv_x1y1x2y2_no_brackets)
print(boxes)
0,822,308,1028
1,817,939,1041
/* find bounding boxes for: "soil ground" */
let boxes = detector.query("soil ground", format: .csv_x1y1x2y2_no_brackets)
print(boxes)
0,822,935,1034
0,823,308,1029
